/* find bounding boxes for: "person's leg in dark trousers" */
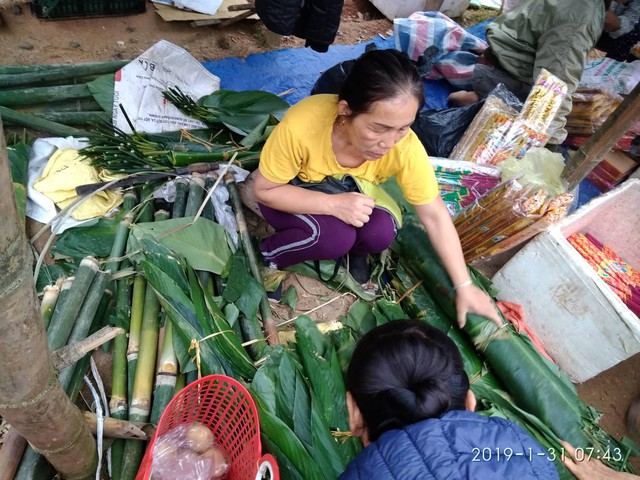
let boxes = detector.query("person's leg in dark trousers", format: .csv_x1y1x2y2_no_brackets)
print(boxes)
258,204,396,282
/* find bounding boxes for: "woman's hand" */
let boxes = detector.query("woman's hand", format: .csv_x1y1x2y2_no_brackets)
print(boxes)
561,442,639,480
454,283,503,329
330,192,375,227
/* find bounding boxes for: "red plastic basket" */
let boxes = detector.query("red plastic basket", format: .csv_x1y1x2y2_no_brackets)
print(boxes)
136,374,279,480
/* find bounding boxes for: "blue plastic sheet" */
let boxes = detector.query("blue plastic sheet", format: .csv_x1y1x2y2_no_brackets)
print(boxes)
201,20,491,109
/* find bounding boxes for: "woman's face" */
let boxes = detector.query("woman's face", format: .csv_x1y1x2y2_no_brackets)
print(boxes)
340,94,420,161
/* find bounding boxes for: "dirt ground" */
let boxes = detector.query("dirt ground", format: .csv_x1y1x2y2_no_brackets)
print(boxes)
0,0,392,64
1,0,639,468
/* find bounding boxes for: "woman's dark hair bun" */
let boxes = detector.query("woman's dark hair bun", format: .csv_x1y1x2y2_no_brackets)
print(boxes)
347,320,469,441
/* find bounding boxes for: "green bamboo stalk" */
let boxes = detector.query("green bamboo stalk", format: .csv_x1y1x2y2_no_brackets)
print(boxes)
58,270,110,390
0,106,86,137
126,275,146,403
0,84,91,107
174,373,186,395
40,284,60,330
121,278,162,480
105,192,138,278
45,277,72,331
171,177,189,218
149,321,178,425
120,210,167,480
184,173,205,216
110,263,133,480
224,172,280,345
18,98,102,113
126,197,154,399
0,61,128,88
202,172,217,221
0,60,127,75
47,256,100,351
3,111,109,126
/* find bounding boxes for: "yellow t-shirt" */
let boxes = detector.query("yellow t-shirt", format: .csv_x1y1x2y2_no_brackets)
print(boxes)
259,94,438,206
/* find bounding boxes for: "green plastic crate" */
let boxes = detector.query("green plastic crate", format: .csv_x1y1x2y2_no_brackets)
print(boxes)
30,0,146,19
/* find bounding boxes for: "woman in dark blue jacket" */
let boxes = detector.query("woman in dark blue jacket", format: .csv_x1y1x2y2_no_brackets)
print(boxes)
339,320,560,480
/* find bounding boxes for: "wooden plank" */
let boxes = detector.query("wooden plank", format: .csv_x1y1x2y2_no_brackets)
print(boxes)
563,81,640,190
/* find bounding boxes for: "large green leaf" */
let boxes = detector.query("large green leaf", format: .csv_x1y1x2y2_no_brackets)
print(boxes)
222,251,262,320
199,89,289,136
252,347,313,448
372,299,406,326
136,236,190,294
294,317,361,463
86,74,115,113
52,216,120,260
252,348,343,480
254,399,325,480
131,216,232,275
342,300,376,336
189,267,256,380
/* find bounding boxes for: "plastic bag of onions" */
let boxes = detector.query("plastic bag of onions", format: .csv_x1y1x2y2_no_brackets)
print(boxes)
151,422,230,479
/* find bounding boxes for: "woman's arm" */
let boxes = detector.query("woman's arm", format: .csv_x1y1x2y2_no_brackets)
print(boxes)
253,170,376,227
414,198,502,328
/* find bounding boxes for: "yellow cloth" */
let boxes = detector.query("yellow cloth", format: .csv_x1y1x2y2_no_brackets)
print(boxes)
259,94,439,207
33,148,124,220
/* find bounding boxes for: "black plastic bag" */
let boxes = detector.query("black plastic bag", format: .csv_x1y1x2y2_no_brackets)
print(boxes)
411,102,484,158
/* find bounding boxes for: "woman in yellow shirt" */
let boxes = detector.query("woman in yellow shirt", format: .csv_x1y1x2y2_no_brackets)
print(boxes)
253,49,499,328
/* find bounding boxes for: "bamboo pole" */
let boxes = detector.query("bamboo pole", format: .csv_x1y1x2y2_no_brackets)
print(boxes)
224,172,280,345
149,320,178,425
0,118,96,478
121,210,166,480
563,81,640,190
52,326,125,371
47,256,100,351
40,284,60,329
171,177,189,218
82,413,152,441
0,429,27,480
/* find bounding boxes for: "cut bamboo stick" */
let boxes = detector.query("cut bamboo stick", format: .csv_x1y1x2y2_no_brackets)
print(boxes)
47,256,100,351
0,429,27,480
0,60,128,88
224,172,280,345
0,105,86,137
126,275,146,403
121,211,166,480
40,284,60,330
171,177,189,218
52,326,124,371
184,173,205,216
57,270,110,390
149,321,178,425
82,412,151,441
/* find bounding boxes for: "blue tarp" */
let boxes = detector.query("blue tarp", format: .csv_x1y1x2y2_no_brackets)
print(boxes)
202,21,490,110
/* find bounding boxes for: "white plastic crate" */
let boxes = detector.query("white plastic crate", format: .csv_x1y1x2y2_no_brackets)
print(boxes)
492,179,640,383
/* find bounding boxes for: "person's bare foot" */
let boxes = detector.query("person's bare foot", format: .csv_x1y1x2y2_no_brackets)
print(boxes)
448,90,480,107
